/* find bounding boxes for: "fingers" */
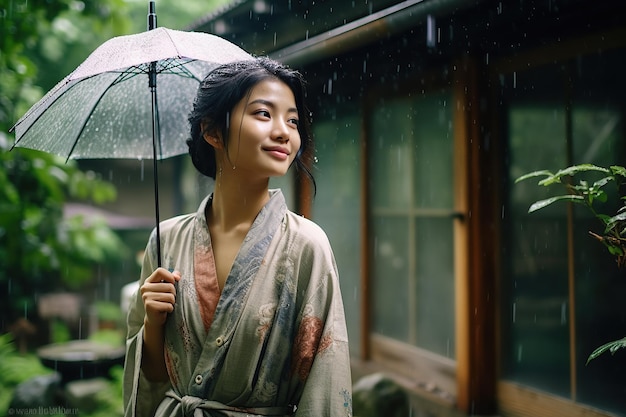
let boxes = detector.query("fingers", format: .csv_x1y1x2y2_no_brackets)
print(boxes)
145,267,181,285
141,267,181,326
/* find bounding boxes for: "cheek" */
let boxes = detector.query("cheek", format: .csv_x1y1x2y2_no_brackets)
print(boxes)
292,135,303,159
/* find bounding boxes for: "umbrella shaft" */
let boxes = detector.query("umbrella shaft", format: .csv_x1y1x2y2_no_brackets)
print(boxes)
149,62,157,89
148,1,157,31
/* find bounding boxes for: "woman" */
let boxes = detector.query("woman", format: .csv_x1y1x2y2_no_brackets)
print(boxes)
123,57,353,417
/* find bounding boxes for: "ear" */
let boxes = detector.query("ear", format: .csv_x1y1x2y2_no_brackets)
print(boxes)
201,121,224,150
203,131,224,149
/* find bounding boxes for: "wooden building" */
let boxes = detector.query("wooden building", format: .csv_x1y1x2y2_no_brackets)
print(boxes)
186,1,626,416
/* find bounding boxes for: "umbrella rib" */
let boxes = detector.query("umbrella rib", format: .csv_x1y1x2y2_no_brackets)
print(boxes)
10,77,78,140
152,58,202,79
65,75,121,161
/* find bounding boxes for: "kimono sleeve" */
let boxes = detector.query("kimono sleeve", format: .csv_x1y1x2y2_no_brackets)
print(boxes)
122,228,171,417
291,229,353,417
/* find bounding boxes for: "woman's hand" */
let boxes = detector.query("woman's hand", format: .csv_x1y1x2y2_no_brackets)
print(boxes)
141,268,181,328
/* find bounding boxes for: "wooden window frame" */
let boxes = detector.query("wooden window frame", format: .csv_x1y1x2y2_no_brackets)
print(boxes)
358,64,494,412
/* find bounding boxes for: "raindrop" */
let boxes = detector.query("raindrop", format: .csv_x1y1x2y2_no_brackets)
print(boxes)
426,15,436,48
513,71,517,88
561,302,567,324
517,344,523,362
512,302,516,323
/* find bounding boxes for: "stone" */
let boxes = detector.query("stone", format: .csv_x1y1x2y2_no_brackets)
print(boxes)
64,377,110,412
9,373,62,412
353,373,409,417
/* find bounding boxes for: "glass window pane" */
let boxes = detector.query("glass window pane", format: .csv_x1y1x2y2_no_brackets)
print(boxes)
502,48,626,415
415,218,455,358
370,98,414,210
313,113,362,357
503,69,572,396
413,92,454,209
369,90,455,358
371,216,410,342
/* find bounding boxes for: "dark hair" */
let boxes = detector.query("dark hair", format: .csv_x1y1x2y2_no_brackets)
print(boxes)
187,56,315,188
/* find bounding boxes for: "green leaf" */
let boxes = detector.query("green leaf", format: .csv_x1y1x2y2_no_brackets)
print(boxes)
610,165,626,178
528,195,585,213
538,164,610,186
592,176,614,189
591,189,608,204
514,170,553,184
607,245,624,256
587,337,626,364
608,211,626,225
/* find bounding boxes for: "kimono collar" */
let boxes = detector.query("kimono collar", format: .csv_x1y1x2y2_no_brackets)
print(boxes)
195,188,288,228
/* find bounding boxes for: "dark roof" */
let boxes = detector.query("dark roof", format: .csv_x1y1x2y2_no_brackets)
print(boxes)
189,0,416,54
189,0,626,67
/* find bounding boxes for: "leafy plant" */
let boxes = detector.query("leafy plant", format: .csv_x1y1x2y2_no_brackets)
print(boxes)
81,365,125,417
0,333,53,414
93,301,123,324
516,164,626,362
0,137,127,327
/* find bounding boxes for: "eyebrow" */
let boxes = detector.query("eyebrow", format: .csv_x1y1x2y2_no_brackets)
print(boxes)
248,99,298,114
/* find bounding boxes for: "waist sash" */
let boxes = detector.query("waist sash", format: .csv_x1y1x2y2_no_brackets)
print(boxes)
165,390,296,417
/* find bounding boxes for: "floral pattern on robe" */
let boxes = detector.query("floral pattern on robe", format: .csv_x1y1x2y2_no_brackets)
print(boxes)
123,189,352,417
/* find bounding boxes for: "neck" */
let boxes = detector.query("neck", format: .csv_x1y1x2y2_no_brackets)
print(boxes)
208,169,270,232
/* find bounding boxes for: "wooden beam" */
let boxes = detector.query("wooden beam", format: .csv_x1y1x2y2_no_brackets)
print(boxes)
453,54,497,414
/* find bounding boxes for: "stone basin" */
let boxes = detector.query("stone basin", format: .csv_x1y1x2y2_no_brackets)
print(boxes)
37,340,125,383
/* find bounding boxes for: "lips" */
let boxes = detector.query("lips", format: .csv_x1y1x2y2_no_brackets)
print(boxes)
263,146,290,160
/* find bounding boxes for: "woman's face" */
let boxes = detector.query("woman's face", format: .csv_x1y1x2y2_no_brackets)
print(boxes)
217,78,302,180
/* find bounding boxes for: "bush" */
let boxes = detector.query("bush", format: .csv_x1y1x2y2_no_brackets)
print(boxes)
0,333,53,414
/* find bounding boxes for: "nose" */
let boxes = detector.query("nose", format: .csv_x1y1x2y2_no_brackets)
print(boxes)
271,119,290,143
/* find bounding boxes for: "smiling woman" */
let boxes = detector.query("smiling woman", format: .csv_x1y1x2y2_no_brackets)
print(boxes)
123,56,352,417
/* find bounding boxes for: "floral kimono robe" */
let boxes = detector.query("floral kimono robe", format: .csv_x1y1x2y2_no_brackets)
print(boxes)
123,189,352,417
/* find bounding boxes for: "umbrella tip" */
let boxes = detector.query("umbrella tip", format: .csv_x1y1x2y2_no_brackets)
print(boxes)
148,1,157,31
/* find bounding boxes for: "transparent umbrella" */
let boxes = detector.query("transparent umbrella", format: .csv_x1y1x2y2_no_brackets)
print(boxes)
10,2,252,266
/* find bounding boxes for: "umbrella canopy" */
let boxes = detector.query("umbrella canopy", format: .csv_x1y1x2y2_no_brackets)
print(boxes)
10,26,252,160
10,12,253,266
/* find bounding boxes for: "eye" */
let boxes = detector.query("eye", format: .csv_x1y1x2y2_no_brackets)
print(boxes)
288,117,299,127
254,109,271,118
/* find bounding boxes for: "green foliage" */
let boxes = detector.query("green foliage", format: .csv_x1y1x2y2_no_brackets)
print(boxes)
89,329,124,347
1,2,131,326
93,301,123,324
0,333,53,413
586,337,626,365
0,0,133,134
516,164,626,362
50,319,71,344
82,365,125,417
0,137,126,323
516,164,626,263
